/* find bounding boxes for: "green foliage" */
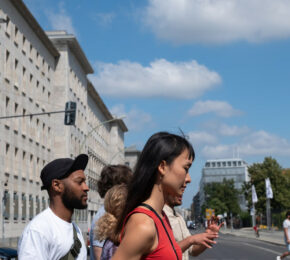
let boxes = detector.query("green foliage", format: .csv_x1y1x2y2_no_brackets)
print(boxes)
202,178,241,216
239,211,252,227
242,157,290,214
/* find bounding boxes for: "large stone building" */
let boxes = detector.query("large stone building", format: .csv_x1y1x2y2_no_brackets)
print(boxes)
0,0,127,241
199,158,249,212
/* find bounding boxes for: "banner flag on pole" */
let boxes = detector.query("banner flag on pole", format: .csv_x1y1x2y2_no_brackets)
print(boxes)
265,178,273,199
252,185,258,203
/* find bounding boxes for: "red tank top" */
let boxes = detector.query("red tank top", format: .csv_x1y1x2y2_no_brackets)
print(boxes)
121,207,182,260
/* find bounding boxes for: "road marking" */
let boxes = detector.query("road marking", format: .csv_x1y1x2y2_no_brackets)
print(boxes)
242,242,281,255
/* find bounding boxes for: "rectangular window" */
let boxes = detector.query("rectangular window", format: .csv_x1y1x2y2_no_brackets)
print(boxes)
14,192,19,220
36,196,40,214
5,17,11,37
42,197,46,211
5,50,11,80
29,195,33,220
3,191,10,220
22,193,26,220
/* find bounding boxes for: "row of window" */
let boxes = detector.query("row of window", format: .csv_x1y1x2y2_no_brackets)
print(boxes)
5,142,47,181
205,160,245,168
2,191,88,222
4,95,52,149
1,11,52,78
3,191,48,221
4,49,52,101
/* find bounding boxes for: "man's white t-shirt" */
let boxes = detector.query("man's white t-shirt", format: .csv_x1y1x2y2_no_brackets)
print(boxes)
18,207,87,260
283,219,290,242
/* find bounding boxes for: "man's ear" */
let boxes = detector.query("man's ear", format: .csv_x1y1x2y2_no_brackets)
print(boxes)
51,179,64,193
158,160,167,177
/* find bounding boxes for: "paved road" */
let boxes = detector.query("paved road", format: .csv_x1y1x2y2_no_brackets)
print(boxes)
189,232,285,260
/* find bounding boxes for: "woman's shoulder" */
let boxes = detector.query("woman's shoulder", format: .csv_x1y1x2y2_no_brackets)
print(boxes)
127,211,156,237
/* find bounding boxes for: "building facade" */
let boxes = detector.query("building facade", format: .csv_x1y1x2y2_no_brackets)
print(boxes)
199,158,249,212
124,145,141,171
0,0,127,241
192,191,201,223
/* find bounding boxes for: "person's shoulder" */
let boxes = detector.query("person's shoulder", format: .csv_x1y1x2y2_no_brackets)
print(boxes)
26,208,57,235
126,212,156,240
121,213,157,255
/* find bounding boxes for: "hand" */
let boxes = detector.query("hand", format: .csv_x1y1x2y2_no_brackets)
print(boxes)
206,216,224,234
190,232,218,248
287,239,290,244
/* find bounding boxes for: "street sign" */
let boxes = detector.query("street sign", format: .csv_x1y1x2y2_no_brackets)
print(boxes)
205,208,215,220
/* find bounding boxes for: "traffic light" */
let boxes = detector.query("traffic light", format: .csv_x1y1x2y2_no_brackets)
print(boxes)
64,102,76,125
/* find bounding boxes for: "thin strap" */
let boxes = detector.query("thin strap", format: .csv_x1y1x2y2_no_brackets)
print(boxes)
141,203,179,260
59,224,82,260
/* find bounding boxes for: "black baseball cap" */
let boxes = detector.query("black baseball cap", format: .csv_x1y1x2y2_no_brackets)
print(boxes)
40,154,89,190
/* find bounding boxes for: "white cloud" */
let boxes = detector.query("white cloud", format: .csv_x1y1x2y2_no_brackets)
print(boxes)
188,100,242,117
188,131,217,146
47,2,77,35
201,130,290,159
144,0,290,44
218,124,249,136
90,59,221,99
202,122,249,136
91,12,115,27
110,104,152,131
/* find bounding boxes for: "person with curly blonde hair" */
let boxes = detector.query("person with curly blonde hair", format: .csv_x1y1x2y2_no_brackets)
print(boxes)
89,165,132,260
95,184,128,260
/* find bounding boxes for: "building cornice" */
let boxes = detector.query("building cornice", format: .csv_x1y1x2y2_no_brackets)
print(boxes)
10,0,59,58
87,82,128,132
46,31,94,74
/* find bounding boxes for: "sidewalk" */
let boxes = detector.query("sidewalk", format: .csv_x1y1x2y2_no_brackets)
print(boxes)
220,227,285,246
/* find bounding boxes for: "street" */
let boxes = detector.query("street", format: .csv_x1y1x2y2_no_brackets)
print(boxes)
189,232,284,260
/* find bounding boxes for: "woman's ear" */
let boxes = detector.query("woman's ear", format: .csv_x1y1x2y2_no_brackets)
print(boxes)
158,160,167,177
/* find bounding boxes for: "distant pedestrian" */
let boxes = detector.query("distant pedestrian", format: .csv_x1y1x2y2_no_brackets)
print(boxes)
277,211,290,260
89,165,132,260
18,154,89,259
253,224,259,238
94,184,128,260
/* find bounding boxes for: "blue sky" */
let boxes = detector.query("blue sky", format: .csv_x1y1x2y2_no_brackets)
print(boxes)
24,0,290,208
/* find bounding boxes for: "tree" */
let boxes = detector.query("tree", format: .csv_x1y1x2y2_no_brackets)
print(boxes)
202,178,241,216
243,157,290,214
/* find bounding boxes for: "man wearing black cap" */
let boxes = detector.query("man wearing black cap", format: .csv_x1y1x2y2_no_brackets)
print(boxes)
18,154,89,260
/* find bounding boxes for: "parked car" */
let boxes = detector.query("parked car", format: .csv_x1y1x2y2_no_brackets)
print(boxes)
0,247,18,259
188,222,196,230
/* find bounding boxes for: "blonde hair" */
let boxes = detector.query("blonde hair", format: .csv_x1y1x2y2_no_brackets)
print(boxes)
94,184,127,244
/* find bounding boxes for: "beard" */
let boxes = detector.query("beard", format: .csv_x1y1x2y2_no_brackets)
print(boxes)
61,185,88,210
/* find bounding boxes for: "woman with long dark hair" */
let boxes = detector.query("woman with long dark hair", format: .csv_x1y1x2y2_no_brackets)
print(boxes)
112,132,218,260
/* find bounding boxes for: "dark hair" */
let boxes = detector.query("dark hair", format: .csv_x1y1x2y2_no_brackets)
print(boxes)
286,211,290,218
97,165,132,198
116,131,194,234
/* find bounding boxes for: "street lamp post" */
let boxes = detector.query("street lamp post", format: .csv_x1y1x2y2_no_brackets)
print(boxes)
79,116,125,154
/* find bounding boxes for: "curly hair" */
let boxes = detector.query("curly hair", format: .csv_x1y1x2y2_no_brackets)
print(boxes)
95,184,128,244
97,165,132,198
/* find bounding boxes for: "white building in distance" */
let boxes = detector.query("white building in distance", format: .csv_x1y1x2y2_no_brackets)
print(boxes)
199,158,249,212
